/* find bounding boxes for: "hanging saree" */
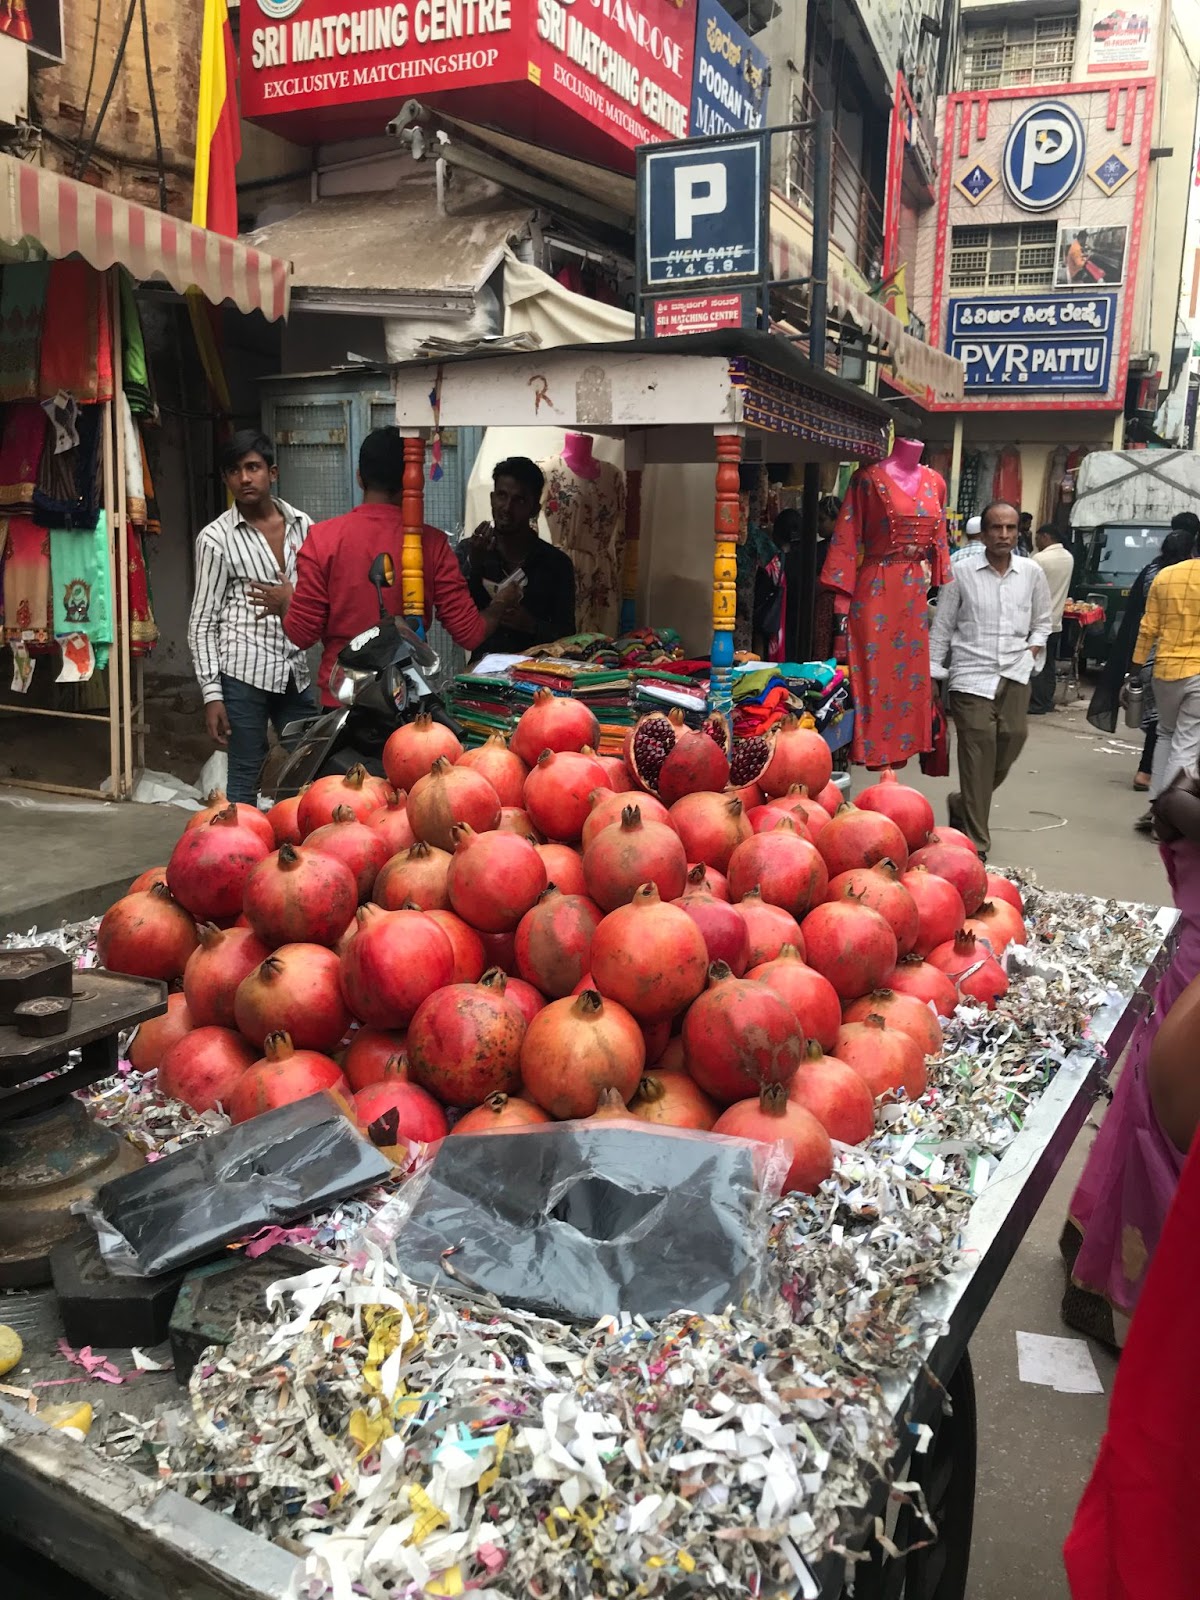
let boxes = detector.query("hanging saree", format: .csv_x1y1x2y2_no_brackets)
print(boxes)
38,261,114,404
139,431,160,535
0,263,49,403
122,395,146,527
122,521,157,655
3,519,50,642
0,402,48,511
33,403,102,530
50,514,113,663
119,271,154,416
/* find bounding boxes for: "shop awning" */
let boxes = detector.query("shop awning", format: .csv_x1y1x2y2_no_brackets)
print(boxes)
0,155,291,322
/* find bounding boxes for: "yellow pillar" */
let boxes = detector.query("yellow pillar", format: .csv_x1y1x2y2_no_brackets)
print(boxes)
710,430,742,717
400,432,426,629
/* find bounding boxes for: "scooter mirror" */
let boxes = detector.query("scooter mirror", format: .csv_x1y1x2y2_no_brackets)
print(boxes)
369,552,395,621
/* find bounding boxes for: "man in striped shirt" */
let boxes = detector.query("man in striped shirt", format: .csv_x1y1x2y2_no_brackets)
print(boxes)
186,430,315,805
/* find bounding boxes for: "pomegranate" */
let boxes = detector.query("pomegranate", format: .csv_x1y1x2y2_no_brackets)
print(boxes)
825,860,919,956
587,1086,649,1127
167,805,270,921
747,945,841,1053
184,794,274,850
383,712,463,793
343,1029,408,1092
727,779,766,811
734,888,804,968
536,841,588,898
457,734,528,808
926,825,980,858
800,901,897,1000
373,841,452,911
234,944,351,1052
682,964,803,1103
669,792,752,872
304,806,391,902
986,872,1024,915
759,716,833,799
965,898,1026,953
354,1079,448,1146
478,929,517,975
509,688,600,766
266,794,305,848
816,803,909,879
520,989,645,1118
773,785,831,838
657,1036,685,1073
446,824,548,933
927,930,1008,1008
728,733,772,793
183,923,271,1029
339,904,455,1029
524,749,612,842
713,1085,833,1195
425,909,487,984
228,1032,348,1124
582,788,672,851
497,807,540,839
641,1017,672,1065
297,765,380,834
158,1025,255,1113
675,865,750,975
128,865,167,894
815,780,843,816
504,977,547,1026
597,755,635,793
885,956,958,1018
450,1092,550,1134
787,1045,875,1146
515,886,602,997
727,816,829,919
855,768,935,852
900,865,966,958
243,843,358,950
366,790,416,856
590,882,708,1022
407,756,501,852
628,1071,718,1130
583,804,687,909
836,1016,927,1103
97,883,198,980
689,864,729,900
625,708,731,800
127,992,192,1074
406,969,526,1108
843,989,943,1058
908,842,987,916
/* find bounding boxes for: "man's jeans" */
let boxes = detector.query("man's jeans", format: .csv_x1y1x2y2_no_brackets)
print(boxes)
219,674,315,805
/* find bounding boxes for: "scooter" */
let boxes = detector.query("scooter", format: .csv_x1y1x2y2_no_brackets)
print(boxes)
260,553,462,802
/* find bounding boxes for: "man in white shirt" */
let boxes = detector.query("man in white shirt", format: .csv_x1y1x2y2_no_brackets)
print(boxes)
1029,523,1076,715
187,430,314,805
951,513,983,564
928,500,1053,857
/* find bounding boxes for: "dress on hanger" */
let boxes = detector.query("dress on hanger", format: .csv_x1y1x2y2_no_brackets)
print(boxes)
822,463,950,769
541,456,625,635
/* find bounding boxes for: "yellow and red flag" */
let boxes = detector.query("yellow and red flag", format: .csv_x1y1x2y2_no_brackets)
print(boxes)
192,0,241,237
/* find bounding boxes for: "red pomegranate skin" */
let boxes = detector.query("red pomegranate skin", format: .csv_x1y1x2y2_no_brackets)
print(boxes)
713,1086,833,1194
656,729,731,807
228,1045,348,1124
826,862,920,957
800,900,898,1001
407,975,527,1107
628,1071,718,1130
128,992,192,1073
510,688,599,767
683,969,803,1104
366,793,416,857
582,788,673,851
520,990,646,1118
747,948,842,1054
589,884,709,1022
759,717,833,799
456,736,528,808
751,788,829,839
926,933,1008,1009
354,1079,448,1144
727,822,829,919
185,798,274,849
885,958,958,1018
304,809,391,902
690,864,730,900
166,808,271,922
184,924,271,1029
836,1018,927,1103
446,825,548,933
787,1054,875,1145
909,842,988,916
843,989,943,1057
243,844,358,950
815,803,910,880
515,887,603,997
815,781,843,816
408,757,502,852
964,898,1026,953
342,1028,408,1092
497,807,539,838
234,944,351,1052
266,794,305,848
97,884,199,981
900,866,966,958
583,806,687,909
668,792,752,872
128,864,167,894
504,976,548,1026
524,749,613,842
373,842,453,911
450,1093,551,1134
734,890,804,969
425,909,487,984
854,769,935,852
297,767,379,834
985,872,1024,914
674,879,751,976
536,842,589,898
927,825,980,858
158,1026,256,1113
478,929,518,976
383,713,463,793
339,906,456,1029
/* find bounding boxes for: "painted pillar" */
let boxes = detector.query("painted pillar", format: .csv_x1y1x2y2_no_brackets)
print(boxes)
399,431,426,632
949,415,964,511
710,429,742,718
620,433,644,635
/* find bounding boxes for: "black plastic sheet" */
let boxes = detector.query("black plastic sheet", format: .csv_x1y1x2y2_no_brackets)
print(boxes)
392,1122,783,1323
88,1092,392,1276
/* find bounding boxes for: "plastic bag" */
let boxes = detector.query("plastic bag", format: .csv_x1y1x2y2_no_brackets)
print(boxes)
389,1121,787,1323
86,1092,392,1276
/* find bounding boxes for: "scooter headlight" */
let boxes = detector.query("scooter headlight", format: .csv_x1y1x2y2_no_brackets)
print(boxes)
328,663,374,706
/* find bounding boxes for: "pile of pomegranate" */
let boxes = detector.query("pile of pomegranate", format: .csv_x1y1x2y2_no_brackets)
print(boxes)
100,692,1026,1198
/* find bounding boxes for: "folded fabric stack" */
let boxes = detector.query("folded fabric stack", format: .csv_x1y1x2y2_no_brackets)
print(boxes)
732,661,852,744
447,673,520,744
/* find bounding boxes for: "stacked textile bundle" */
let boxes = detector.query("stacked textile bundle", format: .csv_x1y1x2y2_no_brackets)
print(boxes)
732,661,853,748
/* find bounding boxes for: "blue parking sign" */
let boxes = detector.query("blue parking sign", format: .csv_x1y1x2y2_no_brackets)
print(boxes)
642,138,763,289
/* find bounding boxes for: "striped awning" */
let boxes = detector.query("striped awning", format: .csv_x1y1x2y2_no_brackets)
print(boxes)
0,155,291,322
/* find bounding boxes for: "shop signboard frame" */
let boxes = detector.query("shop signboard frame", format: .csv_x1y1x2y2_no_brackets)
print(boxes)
947,291,1118,395
688,0,769,137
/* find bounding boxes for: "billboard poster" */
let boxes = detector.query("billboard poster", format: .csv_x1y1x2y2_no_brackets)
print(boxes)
947,293,1118,393
2,0,63,64
1056,223,1127,288
689,0,768,136
1085,4,1156,74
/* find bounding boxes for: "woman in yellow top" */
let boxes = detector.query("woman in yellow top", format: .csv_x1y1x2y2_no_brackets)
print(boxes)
1135,513,1200,800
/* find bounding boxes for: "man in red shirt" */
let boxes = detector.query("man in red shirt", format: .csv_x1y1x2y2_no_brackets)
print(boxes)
257,428,521,706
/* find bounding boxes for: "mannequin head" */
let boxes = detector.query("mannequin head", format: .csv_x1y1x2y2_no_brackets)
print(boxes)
889,436,925,464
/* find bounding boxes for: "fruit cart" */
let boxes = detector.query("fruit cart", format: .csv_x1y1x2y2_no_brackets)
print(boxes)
0,897,1176,1600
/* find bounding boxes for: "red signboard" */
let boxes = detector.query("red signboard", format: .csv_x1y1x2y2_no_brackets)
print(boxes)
649,290,749,335
241,0,696,167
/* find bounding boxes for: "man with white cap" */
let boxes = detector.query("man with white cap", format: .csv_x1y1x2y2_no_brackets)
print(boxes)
952,514,984,564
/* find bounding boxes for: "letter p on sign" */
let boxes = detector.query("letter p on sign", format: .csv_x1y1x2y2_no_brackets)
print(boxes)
674,163,727,239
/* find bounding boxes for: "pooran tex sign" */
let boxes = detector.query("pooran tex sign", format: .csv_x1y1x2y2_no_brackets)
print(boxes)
242,0,697,168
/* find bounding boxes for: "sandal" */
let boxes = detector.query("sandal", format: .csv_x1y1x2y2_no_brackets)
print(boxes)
1134,774,1151,792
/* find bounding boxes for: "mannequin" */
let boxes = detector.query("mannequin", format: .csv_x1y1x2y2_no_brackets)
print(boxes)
821,438,950,770
542,433,626,635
